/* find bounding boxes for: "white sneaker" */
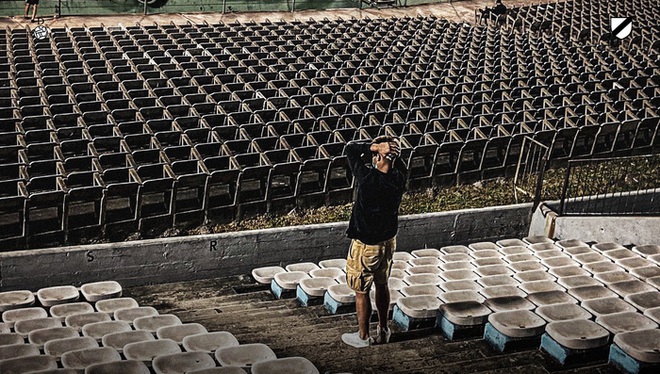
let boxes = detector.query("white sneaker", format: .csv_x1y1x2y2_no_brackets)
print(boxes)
341,332,373,348
375,325,391,344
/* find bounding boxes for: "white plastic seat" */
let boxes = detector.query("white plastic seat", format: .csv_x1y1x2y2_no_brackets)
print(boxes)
0,323,8,333
527,290,578,306
632,245,660,258
0,355,58,373
472,258,506,267
533,249,567,260
547,266,591,278
44,336,99,358
508,260,547,273
251,266,286,284
562,246,594,257
468,242,499,251
594,271,636,284
439,290,484,304
596,311,658,334
440,269,478,281
644,306,660,324
480,285,526,299
0,290,35,312
648,276,660,289
389,269,406,280
37,286,80,307
285,262,320,273
439,253,471,263
392,252,414,261
400,285,442,298
14,317,62,336
474,265,512,277
326,284,355,303
85,360,151,374
488,310,546,337
95,297,139,314
124,338,182,364
484,296,536,312
602,248,638,261
27,326,79,348
134,314,182,333
273,271,309,290
541,257,579,269
523,236,554,245
528,242,557,252
535,303,592,322
318,258,347,269
0,333,23,346
503,253,536,263
0,343,39,360
631,266,660,281
440,245,470,254
309,268,344,279
156,323,208,344
411,248,442,258
114,306,159,324
82,320,132,342
404,273,442,287
408,256,442,267
469,250,501,259
650,254,660,265
406,265,442,275
392,260,410,272
496,239,527,248
478,275,519,288
616,257,654,270
624,291,660,311
61,347,122,370
251,357,320,374
557,275,602,289
298,277,337,297
592,242,626,252
182,331,239,353
555,239,588,249
215,343,277,368
2,307,47,328
65,312,112,331
440,301,492,326
608,280,656,297
101,329,155,352
152,351,215,374
613,329,660,363
582,297,638,318
80,281,123,302
584,261,624,274
50,302,95,321
573,253,608,265
439,261,475,271
395,295,441,319
545,319,610,349
439,280,480,292
499,246,532,256
567,285,619,301
187,368,246,374
513,270,556,283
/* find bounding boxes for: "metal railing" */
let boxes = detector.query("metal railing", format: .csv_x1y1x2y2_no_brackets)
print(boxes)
513,136,550,210
559,153,660,216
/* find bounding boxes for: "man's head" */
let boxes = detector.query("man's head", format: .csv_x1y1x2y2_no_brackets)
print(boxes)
495,0,502,4
371,135,400,172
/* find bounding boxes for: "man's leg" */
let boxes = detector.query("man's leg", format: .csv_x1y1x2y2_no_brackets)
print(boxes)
355,291,372,340
24,3,30,18
31,4,37,21
374,282,390,329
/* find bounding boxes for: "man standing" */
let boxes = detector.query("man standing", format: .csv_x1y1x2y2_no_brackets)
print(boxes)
341,135,407,348
24,0,39,22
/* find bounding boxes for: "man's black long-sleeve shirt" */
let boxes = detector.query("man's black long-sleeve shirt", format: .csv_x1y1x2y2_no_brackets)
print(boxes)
345,142,407,245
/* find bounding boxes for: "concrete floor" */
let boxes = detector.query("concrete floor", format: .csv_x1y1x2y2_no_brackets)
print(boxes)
0,0,547,30
126,275,619,374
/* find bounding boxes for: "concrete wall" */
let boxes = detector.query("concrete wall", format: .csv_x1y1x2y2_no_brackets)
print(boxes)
0,203,532,291
529,199,660,246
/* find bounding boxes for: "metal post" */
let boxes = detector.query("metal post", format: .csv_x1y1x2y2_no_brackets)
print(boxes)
292,0,296,13
222,0,227,14
143,0,148,15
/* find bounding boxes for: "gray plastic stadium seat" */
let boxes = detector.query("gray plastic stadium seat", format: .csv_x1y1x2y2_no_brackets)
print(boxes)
596,312,658,334
251,357,320,374
61,347,122,370
44,336,99,358
85,360,151,374
215,343,277,368
156,323,208,344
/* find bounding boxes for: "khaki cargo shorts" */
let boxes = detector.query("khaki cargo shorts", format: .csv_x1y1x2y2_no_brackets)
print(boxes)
345,237,396,293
